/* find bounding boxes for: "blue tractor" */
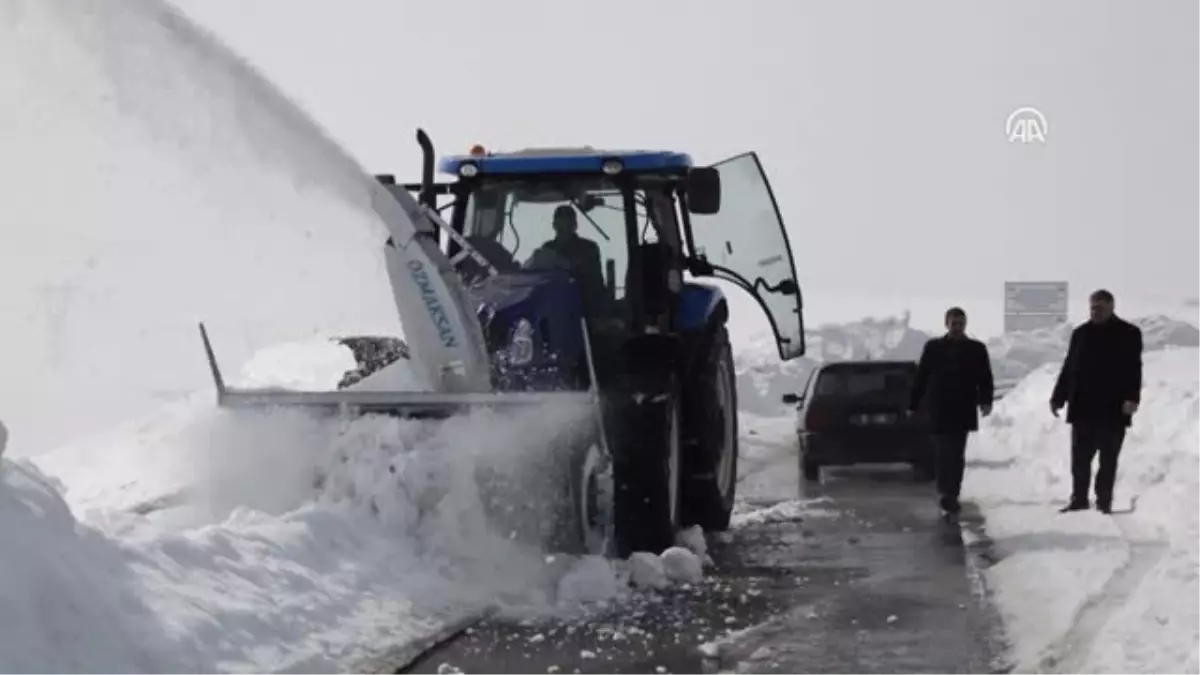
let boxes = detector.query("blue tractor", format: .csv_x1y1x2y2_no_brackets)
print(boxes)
203,130,806,558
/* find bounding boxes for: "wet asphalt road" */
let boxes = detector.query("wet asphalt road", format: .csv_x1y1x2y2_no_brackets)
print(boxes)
396,463,1008,675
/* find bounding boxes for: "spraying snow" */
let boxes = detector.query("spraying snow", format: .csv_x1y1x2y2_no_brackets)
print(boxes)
13,340,722,671
3,0,1196,670
0,0,641,670
5,383,684,671
0,0,401,457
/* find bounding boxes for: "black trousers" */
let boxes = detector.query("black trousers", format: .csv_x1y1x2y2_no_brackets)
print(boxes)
934,431,969,501
1070,422,1127,506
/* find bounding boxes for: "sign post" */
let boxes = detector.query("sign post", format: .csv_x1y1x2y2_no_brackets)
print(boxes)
1004,281,1069,333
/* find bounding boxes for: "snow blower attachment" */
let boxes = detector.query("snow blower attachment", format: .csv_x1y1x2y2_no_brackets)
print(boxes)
199,129,807,558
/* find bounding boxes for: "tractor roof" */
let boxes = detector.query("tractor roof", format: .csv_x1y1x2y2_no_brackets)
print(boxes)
438,147,694,177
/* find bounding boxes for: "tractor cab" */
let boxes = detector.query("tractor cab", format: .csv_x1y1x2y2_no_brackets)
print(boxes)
376,135,805,392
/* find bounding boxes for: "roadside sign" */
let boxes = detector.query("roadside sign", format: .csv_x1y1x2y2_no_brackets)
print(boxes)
1004,281,1068,333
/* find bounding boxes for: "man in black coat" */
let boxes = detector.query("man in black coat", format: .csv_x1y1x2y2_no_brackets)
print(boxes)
909,307,995,515
1051,289,1143,514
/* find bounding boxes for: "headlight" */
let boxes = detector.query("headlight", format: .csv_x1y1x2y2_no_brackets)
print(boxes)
508,318,535,366
458,162,479,177
601,158,623,175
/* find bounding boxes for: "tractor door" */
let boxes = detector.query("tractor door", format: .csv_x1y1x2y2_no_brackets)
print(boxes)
686,152,805,360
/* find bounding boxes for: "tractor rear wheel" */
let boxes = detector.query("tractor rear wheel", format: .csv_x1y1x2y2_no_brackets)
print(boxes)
681,325,739,531
611,378,682,558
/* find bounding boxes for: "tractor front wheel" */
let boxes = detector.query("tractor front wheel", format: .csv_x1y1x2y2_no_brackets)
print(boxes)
569,440,614,557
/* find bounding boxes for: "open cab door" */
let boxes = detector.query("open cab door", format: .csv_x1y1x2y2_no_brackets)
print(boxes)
686,152,805,360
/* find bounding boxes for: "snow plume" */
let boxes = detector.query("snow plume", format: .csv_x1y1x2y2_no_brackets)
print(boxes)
0,0,401,456
964,347,1199,673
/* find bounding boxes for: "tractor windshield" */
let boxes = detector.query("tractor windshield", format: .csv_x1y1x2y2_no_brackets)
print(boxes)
461,177,648,310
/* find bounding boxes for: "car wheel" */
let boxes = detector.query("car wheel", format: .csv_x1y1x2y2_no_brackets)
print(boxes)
803,458,821,482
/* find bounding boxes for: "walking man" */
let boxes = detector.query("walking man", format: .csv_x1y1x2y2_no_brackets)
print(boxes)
909,307,995,516
1050,289,1143,514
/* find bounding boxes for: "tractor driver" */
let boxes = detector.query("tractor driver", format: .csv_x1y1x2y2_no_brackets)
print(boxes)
530,205,607,311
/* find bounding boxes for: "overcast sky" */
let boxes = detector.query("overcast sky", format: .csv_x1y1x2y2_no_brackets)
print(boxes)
168,0,1198,304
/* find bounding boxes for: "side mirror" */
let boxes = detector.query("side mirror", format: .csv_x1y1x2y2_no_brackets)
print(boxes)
781,393,804,406
686,167,721,215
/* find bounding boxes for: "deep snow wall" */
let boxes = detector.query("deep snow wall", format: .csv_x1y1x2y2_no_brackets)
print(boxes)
0,0,404,455
735,313,1200,416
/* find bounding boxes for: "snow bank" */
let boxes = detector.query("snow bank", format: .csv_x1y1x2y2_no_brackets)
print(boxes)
984,314,1199,384
23,336,722,671
735,314,930,416
13,397,609,672
24,407,716,671
963,347,1199,673
732,313,1199,672
736,313,1200,416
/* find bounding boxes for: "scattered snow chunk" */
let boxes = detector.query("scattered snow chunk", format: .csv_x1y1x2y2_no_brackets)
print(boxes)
676,525,712,565
749,646,774,660
556,555,620,605
628,551,669,589
660,546,704,584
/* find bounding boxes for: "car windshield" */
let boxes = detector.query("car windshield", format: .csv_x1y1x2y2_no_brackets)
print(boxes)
814,364,915,400
461,177,653,302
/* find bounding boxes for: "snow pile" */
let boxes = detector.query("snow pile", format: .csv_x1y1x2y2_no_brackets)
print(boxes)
735,313,1200,416
677,524,714,566
963,347,1199,673
660,547,705,584
626,552,669,590
735,313,929,415
12,394,618,672
555,556,623,606
985,314,1199,384
0,460,176,673
22,335,726,670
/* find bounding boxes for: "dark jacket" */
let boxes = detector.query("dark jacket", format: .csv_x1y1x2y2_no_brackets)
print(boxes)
544,235,606,309
1051,316,1143,427
910,335,995,433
